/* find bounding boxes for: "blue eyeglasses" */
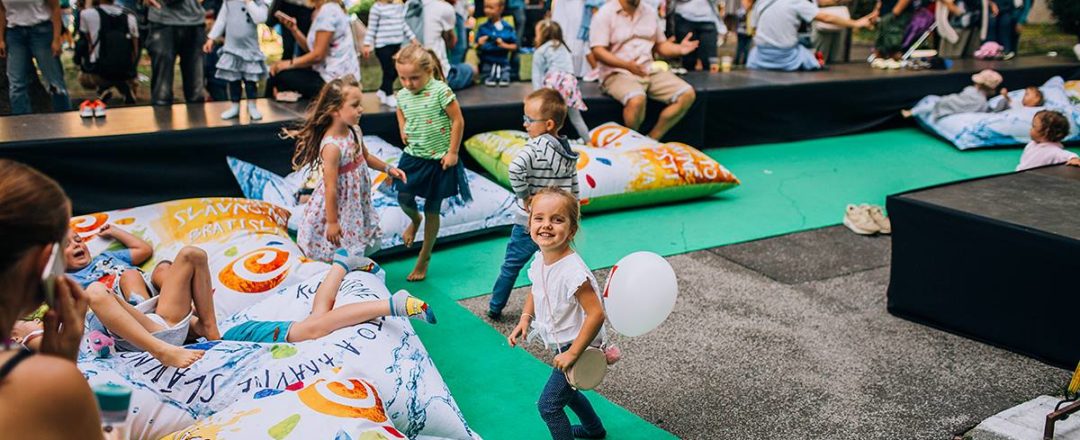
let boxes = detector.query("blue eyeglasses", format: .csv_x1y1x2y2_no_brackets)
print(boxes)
523,114,545,124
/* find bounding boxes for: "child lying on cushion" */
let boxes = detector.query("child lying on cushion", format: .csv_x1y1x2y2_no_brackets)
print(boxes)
902,69,1009,120
66,223,156,305
1016,110,1080,171
222,248,436,343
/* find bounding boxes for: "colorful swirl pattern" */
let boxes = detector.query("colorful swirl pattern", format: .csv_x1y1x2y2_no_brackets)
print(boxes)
297,378,388,422
217,247,292,294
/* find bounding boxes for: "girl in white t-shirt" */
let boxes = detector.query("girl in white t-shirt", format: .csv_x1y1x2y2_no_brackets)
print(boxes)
508,187,607,439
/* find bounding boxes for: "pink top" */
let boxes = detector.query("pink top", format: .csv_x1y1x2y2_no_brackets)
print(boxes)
1016,141,1078,171
589,0,665,80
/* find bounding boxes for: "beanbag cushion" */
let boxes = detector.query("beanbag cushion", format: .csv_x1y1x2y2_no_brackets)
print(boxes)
464,123,740,212
912,76,1080,150
69,198,329,322
161,367,404,440
80,270,479,440
227,135,516,254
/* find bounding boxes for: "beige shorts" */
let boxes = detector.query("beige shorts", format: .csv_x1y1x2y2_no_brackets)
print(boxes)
601,70,693,105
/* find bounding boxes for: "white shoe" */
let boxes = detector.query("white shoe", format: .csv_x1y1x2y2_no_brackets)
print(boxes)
247,102,262,121
1074,44,1080,61
843,204,881,235
221,103,240,120
375,89,388,103
384,95,397,108
866,205,891,234
582,69,600,82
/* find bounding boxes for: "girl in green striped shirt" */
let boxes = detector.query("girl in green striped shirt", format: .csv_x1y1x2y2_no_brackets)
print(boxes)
393,44,471,282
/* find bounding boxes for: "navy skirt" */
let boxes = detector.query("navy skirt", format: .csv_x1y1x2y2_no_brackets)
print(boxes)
393,153,473,203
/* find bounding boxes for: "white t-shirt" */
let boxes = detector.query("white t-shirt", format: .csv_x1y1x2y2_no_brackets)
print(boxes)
308,2,361,83
1016,141,1079,171
1,0,51,28
752,0,818,48
79,5,138,63
421,0,455,74
528,251,603,348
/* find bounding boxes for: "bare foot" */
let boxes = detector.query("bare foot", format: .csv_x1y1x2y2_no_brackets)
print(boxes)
403,216,422,248
155,346,205,368
406,257,429,282
901,109,913,119
190,317,221,341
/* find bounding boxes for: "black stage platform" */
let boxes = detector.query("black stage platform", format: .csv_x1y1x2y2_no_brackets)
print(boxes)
886,164,1080,370
1,56,1076,213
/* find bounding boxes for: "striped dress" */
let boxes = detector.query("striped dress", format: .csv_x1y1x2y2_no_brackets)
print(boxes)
363,2,417,48
507,133,580,224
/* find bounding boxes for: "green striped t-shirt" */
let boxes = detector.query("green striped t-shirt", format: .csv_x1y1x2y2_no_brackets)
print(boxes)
396,79,455,159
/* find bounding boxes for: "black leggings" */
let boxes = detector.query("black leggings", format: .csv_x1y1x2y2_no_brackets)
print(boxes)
227,80,258,102
397,192,443,215
674,15,719,71
375,44,400,95
265,68,325,99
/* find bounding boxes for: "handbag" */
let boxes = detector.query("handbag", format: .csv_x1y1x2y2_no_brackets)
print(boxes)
539,262,609,391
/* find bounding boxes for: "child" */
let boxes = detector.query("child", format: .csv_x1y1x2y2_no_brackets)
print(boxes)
873,0,913,61
74,0,140,114
393,44,470,282
1001,86,1044,109
223,249,436,343
65,223,154,305
288,77,407,263
203,0,270,120
82,245,220,368
476,0,518,87
734,0,753,66
531,20,590,142
902,69,1008,120
1016,110,1080,171
362,0,419,108
488,89,580,321
507,187,607,439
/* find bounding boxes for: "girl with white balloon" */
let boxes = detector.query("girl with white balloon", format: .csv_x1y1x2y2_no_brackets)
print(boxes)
507,187,608,440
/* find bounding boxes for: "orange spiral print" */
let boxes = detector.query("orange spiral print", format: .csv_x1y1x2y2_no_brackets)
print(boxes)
297,378,388,422
217,247,292,293
590,125,629,148
70,213,108,235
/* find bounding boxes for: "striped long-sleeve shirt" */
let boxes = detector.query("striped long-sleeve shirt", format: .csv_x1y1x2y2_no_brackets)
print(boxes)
508,134,580,225
363,2,417,48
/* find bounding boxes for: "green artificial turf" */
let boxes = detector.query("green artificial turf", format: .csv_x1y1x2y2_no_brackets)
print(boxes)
379,128,1045,439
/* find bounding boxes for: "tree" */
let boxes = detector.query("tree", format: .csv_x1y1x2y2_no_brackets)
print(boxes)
1049,0,1080,38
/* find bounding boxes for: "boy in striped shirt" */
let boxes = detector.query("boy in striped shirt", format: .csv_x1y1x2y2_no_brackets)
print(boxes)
488,88,580,320
362,0,419,107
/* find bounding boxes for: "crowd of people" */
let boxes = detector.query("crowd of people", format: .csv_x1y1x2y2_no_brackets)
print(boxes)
0,0,1056,117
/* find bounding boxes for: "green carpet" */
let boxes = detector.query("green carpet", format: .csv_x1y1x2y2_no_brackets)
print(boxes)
379,128,1045,439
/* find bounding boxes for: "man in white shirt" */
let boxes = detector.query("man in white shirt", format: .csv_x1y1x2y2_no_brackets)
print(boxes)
422,0,475,90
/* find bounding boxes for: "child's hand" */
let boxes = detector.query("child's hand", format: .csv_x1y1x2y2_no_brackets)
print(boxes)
440,152,459,170
145,0,162,9
202,39,214,54
508,320,529,347
553,351,579,372
361,44,373,58
1067,157,1080,167
388,166,408,183
97,223,115,239
400,130,409,145
477,35,489,46
326,222,342,246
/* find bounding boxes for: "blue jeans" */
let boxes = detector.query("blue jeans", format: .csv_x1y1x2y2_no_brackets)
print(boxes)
446,62,474,91
538,345,605,440
489,224,537,314
5,21,71,114
480,59,511,83
986,6,1017,53
450,13,468,64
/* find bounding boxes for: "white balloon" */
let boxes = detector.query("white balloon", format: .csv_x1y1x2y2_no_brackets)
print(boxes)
602,251,678,337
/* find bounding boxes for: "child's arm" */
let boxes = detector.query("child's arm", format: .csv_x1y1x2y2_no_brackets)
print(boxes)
476,24,492,48
508,291,536,347
553,283,605,371
97,224,153,266
396,107,408,145
321,145,344,245
498,24,518,50
362,5,379,56
507,147,534,199
1068,157,1080,167
440,98,465,170
364,149,408,182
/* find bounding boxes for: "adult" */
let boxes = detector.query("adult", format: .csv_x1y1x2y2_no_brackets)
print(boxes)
0,0,72,114
810,0,850,64
269,0,312,61
550,0,587,76
589,0,698,141
421,0,473,90
0,160,102,439
145,0,206,106
747,0,871,71
449,0,474,64
268,0,359,99
672,0,725,71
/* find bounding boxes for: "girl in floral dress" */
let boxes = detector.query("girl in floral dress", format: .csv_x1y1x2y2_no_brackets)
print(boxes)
286,77,407,263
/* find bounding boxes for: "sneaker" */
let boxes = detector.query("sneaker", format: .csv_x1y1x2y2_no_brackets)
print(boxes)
883,59,902,69
843,204,880,235
870,58,887,69
375,89,388,104
486,309,502,321
866,204,891,234
384,94,397,108
92,100,106,118
498,77,510,87
484,74,497,86
1002,51,1016,61
582,69,600,82
79,100,94,118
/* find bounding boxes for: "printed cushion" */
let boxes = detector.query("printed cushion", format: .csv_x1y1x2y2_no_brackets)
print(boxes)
227,136,516,254
464,123,741,212
913,76,1080,150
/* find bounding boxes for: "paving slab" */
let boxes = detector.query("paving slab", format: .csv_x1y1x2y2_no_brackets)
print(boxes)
710,225,891,284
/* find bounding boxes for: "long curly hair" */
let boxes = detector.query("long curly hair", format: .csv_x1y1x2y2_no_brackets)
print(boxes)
283,76,361,171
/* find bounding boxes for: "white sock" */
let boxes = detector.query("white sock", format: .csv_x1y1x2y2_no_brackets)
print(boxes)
221,103,240,120
247,102,262,120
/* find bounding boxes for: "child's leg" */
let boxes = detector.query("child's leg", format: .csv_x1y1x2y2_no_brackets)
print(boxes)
567,108,590,142
227,80,242,103
489,224,537,316
244,80,262,120
537,367,581,439
375,44,399,95
86,282,204,368
222,81,242,119
287,290,434,342
407,203,441,282
498,60,511,82
154,246,221,340
118,269,151,303
397,191,423,247
309,264,347,320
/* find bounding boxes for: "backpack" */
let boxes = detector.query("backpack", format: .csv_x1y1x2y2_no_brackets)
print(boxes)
90,7,137,79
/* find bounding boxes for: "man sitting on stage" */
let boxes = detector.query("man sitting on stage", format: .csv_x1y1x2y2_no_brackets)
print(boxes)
589,0,699,141
747,0,873,71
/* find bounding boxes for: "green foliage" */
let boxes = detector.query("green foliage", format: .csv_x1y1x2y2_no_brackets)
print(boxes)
1049,0,1080,37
